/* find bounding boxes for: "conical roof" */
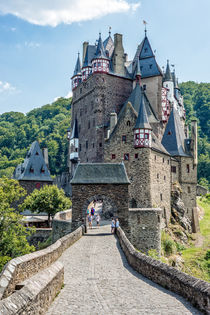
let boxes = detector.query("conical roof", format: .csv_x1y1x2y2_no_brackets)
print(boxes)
161,107,188,156
83,45,96,67
163,60,173,82
132,35,162,78
134,93,152,129
94,33,108,59
13,141,53,181
70,119,79,139
73,53,81,76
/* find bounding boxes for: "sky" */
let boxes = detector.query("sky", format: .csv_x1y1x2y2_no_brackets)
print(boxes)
0,0,209,114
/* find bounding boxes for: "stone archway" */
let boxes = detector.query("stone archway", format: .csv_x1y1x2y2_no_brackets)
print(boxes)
82,194,118,219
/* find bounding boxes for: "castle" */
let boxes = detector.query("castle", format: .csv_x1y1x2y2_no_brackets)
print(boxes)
69,28,198,230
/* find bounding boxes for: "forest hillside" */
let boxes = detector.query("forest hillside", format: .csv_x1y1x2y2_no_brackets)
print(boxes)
0,81,209,188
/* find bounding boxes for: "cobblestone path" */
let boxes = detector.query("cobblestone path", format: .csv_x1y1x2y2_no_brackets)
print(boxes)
46,223,200,315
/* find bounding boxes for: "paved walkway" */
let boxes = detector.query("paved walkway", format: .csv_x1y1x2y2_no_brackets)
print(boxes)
46,223,201,315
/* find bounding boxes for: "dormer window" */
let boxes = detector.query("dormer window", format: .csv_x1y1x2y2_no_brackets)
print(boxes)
41,167,45,173
149,64,153,69
144,48,148,52
35,151,39,155
30,167,34,173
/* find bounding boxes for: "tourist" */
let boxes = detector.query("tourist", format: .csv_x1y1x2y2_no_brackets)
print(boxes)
115,218,119,234
96,214,100,228
91,207,95,217
88,214,92,229
111,218,115,234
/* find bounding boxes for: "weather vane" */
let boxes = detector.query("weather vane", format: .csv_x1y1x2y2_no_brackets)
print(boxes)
109,26,111,36
143,20,147,35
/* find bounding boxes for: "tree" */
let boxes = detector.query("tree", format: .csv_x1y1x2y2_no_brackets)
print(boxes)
0,177,35,272
20,185,72,226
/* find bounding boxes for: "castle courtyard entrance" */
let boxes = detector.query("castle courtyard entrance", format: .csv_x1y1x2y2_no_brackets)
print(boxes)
71,163,130,228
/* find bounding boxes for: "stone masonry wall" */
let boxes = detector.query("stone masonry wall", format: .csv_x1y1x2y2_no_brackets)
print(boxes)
71,184,129,227
117,227,210,314
0,262,64,315
126,208,162,255
52,209,72,243
0,226,83,299
104,103,152,208
72,72,132,163
150,150,171,225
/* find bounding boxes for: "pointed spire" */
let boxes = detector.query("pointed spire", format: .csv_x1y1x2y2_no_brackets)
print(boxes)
163,60,172,82
73,53,81,76
109,26,111,36
134,93,152,130
95,33,108,59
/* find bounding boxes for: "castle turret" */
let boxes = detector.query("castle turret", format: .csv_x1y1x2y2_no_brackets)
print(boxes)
163,60,174,103
92,33,110,74
134,93,152,148
191,119,198,165
71,53,82,90
111,33,125,76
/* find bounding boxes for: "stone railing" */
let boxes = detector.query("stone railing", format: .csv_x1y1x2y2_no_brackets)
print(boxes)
0,225,83,300
0,262,64,315
117,227,210,314
52,209,72,242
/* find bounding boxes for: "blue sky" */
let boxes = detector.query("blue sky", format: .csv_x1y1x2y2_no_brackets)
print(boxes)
0,0,209,114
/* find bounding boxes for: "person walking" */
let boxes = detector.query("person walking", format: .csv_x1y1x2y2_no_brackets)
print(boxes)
111,218,115,234
88,214,92,229
96,214,100,228
115,218,119,234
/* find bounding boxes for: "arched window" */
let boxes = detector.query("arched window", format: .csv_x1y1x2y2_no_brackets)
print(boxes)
127,121,131,126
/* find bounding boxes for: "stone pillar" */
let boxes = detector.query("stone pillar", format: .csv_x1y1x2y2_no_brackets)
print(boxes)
112,33,125,76
82,41,89,64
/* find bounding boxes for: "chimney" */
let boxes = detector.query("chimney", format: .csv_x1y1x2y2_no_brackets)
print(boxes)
42,148,49,169
124,53,128,62
110,113,117,134
82,41,89,64
191,120,197,165
111,34,125,76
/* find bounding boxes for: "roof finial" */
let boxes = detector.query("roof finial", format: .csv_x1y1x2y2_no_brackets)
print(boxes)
99,32,101,37
143,20,147,36
109,26,111,36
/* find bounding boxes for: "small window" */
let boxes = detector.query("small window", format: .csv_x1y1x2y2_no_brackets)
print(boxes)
163,158,165,163
149,64,153,69
35,151,39,156
41,168,45,174
187,164,190,173
168,160,170,165
86,141,88,149
127,121,131,126
154,155,156,160
94,62,96,67
112,154,116,159
99,143,102,147
144,48,148,52
135,153,138,159
160,193,163,201
143,84,146,90
122,135,126,143
124,153,129,161
171,166,176,173
188,186,191,193
88,121,90,129
92,143,94,148
164,176,166,180
157,174,159,179
168,131,171,135
30,167,34,173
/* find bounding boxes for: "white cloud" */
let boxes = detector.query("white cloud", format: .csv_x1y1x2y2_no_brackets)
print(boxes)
0,81,16,93
0,0,140,27
10,27,16,31
65,91,72,99
24,41,40,48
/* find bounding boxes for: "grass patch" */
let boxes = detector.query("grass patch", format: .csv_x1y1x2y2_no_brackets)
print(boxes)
181,196,210,282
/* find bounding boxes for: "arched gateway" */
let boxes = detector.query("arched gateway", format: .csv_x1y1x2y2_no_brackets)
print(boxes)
71,163,130,227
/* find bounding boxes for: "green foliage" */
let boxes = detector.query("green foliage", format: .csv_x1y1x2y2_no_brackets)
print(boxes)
161,231,176,256
20,185,72,226
0,177,35,272
0,97,71,177
38,234,52,250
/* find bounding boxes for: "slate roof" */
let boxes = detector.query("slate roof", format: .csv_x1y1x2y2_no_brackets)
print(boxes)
13,141,53,181
71,163,130,184
161,107,189,156
94,33,108,59
134,93,152,129
73,53,82,76
125,83,158,123
163,60,173,82
132,35,162,78
70,119,79,139
103,35,114,57
83,45,96,67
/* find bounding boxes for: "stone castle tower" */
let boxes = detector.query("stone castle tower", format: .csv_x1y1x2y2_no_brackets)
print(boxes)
69,29,198,230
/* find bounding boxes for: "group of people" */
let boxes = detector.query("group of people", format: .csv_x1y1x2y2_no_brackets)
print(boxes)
111,217,119,234
87,207,100,229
